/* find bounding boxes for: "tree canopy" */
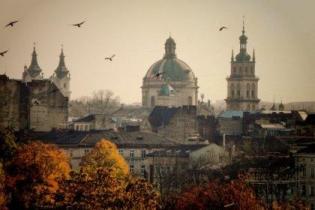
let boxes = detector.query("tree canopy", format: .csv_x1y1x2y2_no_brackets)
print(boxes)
6,141,70,209
80,139,129,178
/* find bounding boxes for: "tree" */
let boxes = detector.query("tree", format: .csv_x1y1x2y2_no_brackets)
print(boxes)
56,140,159,210
80,139,129,178
174,178,264,210
123,177,160,210
69,89,120,117
0,163,7,210
56,168,126,209
0,126,18,161
6,141,70,209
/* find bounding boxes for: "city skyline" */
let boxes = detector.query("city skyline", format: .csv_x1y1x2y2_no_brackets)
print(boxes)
0,0,314,104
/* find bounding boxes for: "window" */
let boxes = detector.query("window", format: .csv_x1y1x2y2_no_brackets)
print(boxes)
233,67,236,74
141,150,146,159
141,165,146,177
130,165,134,173
85,124,89,131
64,83,66,88
84,149,89,154
151,96,155,107
130,150,135,159
119,149,124,156
311,168,315,178
188,96,193,105
245,67,248,74
311,186,315,196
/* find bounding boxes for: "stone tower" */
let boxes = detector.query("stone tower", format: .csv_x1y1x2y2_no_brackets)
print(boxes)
22,45,44,82
50,48,71,98
225,22,260,111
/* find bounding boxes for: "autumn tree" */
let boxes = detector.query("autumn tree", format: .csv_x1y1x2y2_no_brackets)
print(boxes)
80,139,129,178
0,163,7,210
56,139,159,210
6,141,70,209
0,126,18,161
173,178,264,210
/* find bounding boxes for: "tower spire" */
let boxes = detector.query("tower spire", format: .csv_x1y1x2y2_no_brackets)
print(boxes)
242,16,245,35
164,36,176,59
55,46,69,78
28,43,42,76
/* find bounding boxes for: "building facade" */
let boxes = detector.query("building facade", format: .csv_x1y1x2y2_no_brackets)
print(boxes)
226,23,260,111
0,46,70,131
142,37,198,108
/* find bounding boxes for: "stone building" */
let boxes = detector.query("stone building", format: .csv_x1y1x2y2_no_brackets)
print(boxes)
141,37,198,108
0,46,70,131
225,23,260,111
148,106,203,143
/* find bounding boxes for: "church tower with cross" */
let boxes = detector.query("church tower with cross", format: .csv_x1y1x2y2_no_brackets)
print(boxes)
50,47,71,98
225,21,260,111
22,44,44,82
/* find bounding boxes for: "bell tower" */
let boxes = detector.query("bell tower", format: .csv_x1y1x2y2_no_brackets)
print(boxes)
50,47,71,98
225,21,260,111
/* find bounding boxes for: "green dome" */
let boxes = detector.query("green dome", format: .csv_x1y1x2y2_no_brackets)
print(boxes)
144,37,196,82
146,58,194,81
159,84,174,96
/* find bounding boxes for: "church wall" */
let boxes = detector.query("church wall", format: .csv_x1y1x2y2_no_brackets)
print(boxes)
0,77,23,130
157,106,198,143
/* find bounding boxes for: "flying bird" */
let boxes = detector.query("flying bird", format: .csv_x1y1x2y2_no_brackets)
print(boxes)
154,72,164,78
72,21,85,28
219,26,227,31
105,54,115,61
5,20,18,28
0,50,8,57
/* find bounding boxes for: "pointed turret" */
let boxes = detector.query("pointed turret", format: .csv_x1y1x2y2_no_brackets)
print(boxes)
235,20,251,62
164,36,176,59
27,45,43,77
54,47,69,79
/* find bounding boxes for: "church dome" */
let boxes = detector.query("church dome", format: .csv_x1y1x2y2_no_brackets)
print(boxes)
144,37,196,82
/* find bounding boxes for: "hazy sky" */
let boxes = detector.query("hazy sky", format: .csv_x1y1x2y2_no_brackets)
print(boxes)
0,0,314,104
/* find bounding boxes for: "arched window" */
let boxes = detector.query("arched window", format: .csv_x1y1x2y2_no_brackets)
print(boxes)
251,84,255,98
231,84,234,97
151,96,155,107
246,83,250,98
188,96,193,105
237,83,240,97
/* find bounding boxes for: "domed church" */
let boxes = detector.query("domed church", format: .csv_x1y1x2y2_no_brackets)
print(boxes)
141,37,198,108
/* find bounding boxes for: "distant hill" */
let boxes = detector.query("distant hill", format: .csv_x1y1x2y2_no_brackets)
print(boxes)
212,100,315,113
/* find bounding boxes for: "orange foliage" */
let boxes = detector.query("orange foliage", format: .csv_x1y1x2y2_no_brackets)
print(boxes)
56,168,160,210
175,179,264,210
80,139,129,178
272,200,310,210
0,163,7,210
6,141,70,209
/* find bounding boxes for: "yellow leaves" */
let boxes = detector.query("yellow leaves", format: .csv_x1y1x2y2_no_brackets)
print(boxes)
80,139,129,178
6,141,71,208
